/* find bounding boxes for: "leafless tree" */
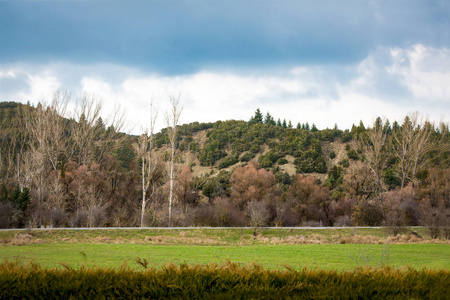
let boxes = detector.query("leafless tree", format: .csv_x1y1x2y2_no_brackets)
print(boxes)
165,94,182,227
392,112,434,191
0,104,29,190
71,92,103,166
71,92,127,167
246,199,269,230
24,90,70,207
133,100,160,227
361,118,389,200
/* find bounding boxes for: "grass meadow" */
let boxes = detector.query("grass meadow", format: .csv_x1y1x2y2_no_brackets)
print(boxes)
0,227,449,271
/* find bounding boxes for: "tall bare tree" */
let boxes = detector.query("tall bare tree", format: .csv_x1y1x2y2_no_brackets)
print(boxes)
24,90,70,206
165,95,182,227
71,92,102,166
361,117,389,200
71,93,127,167
392,112,434,191
133,101,159,227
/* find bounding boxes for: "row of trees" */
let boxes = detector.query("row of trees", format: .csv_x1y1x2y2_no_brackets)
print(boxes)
0,93,131,228
1,98,449,238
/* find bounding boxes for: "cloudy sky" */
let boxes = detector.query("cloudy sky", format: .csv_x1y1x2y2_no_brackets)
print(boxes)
1,1,449,133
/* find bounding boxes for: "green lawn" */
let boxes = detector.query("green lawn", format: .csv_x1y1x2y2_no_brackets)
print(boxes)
1,243,448,271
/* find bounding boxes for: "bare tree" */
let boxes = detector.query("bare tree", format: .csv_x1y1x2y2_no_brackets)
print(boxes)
133,101,159,227
26,90,70,171
246,199,269,232
0,104,29,190
71,92,102,166
392,112,434,191
24,90,70,208
96,101,127,165
165,94,182,227
361,117,389,200
71,92,127,167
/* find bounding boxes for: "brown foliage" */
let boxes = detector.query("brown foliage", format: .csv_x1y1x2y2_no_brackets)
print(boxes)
287,175,332,226
230,162,281,209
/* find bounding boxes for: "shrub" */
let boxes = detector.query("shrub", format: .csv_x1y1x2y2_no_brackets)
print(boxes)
1,261,448,299
329,151,336,159
239,152,255,162
347,149,358,160
218,155,239,169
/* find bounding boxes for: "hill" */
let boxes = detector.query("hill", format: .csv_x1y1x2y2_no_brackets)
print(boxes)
0,102,449,233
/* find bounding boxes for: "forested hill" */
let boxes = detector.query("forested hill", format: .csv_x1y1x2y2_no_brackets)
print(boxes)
1,101,449,232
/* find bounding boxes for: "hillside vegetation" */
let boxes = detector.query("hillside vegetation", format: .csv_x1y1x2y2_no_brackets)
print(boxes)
0,99,449,236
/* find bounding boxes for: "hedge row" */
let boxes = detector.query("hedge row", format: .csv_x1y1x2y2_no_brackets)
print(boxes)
1,261,449,299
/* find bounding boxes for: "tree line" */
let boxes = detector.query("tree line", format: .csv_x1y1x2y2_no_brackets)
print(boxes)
0,96,449,238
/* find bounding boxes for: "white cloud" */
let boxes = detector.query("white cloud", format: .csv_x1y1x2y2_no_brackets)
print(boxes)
1,44,449,134
388,44,450,102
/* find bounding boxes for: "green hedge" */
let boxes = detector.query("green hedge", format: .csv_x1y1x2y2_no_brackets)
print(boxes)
1,261,448,299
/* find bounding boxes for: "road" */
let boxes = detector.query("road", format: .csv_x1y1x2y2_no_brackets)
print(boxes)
0,226,414,231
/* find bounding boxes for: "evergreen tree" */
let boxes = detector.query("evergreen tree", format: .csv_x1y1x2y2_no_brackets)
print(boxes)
305,122,310,131
276,118,282,127
264,112,276,126
297,122,301,129
384,119,392,134
17,188,30,211
311,123,318,132
288,120,293,128
0,184,8,202
282,119,287,128
9,187,20,205
249,108,263,125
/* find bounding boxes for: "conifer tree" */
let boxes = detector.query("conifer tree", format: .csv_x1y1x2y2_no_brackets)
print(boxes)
249,109,263,125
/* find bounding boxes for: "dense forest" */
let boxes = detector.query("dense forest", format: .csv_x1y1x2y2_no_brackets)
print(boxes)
0,93,449,237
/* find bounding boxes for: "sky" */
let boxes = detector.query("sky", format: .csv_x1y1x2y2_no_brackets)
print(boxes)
0,0,449,133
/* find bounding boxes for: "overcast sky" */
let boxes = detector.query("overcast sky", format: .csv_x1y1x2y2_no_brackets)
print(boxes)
1,0,449,133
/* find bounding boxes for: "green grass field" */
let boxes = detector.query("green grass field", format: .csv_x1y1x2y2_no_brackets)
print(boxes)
1,228,449,271
1,243,449,270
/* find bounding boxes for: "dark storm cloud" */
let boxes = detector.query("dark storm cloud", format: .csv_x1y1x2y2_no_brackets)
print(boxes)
1,1,448,74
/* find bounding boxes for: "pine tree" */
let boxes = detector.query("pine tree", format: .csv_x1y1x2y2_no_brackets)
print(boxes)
0,184,8,202
264,112,276,125
17,188,30,211
249,109,263,125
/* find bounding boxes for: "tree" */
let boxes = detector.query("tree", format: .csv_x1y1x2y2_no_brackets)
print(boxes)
361,118,389,200
72,92,126,165
165,95,183,227
287,175,331,226
24,90,70,213
247,199,269,231
175,166,198,209
342,161,378,201
230,163,281,214
264,112,276,126
71,92,103,166
249,108,263,125
392,112,434,190
133,101,160,227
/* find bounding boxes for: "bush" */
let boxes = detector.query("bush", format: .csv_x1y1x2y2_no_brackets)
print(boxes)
329,151,336,159
347,149,359,160
277,157,288,165
1,261,448,299
239,152,255,162
218,155,239,169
